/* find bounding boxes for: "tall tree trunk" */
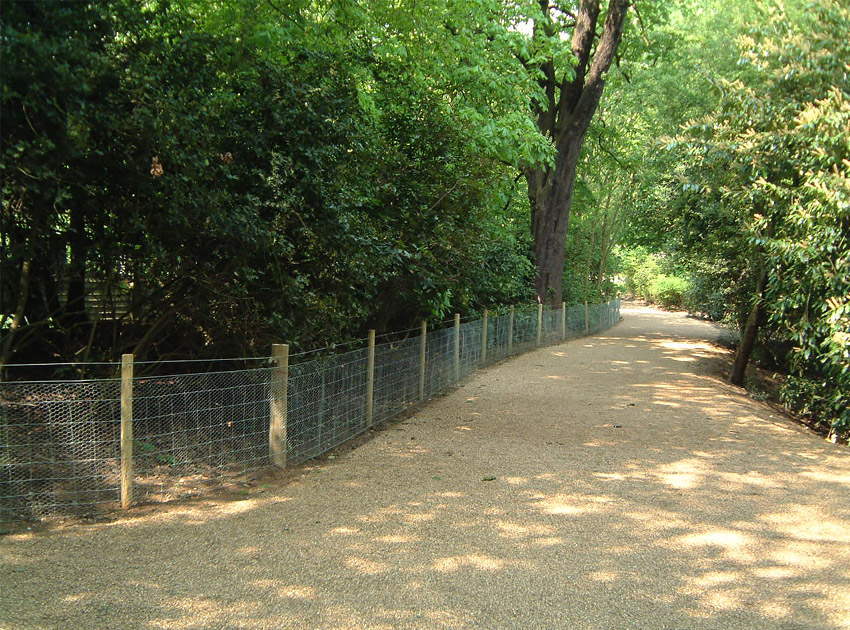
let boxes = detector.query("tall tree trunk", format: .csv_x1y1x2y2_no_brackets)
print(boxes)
729,268,768,386
528,136,585,302
524,0,630,304
595,190,615,294
1,201,40,366
65,203,89,327
1,260,33,367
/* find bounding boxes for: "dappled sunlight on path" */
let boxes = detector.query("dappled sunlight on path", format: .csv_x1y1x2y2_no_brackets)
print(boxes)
2,304,849,629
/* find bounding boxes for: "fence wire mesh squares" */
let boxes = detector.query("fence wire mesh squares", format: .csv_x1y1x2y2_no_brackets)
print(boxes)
287,348,368,465
512,306,539,352
458,319,483,377
425,327,455,398
373,336,420,425
541,305,561,345
1,379,121,521
131,367,272,503
566,304,586,338
486,312,512,364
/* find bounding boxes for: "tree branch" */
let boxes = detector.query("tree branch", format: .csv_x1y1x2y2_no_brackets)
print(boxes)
554,0,601,133
264,0,306,31
593,130,630,171
586,0,630,86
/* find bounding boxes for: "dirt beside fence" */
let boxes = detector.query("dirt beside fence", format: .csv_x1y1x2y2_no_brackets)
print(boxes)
1,304,848,630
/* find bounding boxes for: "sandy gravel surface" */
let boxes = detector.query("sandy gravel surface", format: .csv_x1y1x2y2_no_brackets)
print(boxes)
2,304,849,630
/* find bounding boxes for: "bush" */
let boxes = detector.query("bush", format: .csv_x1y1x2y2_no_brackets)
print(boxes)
683,276,728,321
649,275,690,309
618,247,661,298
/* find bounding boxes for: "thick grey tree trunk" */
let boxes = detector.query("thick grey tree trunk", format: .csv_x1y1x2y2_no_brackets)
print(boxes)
523,0,630,304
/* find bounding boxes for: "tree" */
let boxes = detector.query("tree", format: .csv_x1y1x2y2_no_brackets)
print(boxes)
0,0,540,367
666,0,849,435
523,0,631,303
352,0,644,304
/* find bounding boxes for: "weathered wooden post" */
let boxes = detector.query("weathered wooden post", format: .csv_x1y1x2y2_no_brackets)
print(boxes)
537,303,543,346
120,353,134,509
269,344,289,467
508,305,515,355
481,309,488,365
365,330,376,427
419,320,427,401
318,368,325,451
454,313,461,381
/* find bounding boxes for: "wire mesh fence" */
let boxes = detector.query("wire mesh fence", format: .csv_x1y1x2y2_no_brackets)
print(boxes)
288,347,368,465
0,378,121,521
131,367,273,502
1,299,620,522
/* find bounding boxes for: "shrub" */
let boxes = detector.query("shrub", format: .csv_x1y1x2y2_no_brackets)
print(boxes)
618,248,661,299
683,276,728,321
649,275,690,309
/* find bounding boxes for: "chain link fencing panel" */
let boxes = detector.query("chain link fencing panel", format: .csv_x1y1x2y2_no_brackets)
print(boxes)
486,311,511,364
372,336,420,426
1,299,620,521
542,305,561,346
513,305,538,353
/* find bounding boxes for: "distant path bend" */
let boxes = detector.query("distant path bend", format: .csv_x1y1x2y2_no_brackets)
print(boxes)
2,304,849,630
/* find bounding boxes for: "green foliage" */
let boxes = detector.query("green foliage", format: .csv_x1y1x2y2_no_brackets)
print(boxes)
3,0,844,443
681,262,735,322
649,275,690,310
618,248,660,299
618,247,690,309
722,1,848,435
0,0,537,365
661,0,850,435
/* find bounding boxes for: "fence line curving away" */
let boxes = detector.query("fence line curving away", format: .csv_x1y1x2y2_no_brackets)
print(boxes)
0,300,620,522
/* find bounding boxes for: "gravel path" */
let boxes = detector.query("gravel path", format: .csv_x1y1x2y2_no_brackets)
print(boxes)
2,304,849,630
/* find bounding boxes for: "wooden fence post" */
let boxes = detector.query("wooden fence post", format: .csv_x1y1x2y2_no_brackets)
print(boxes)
120,353,134,509
454,313,460,381
318,368,325,452
537,303,543,346
419,320,427,401
366,330,375,427
508,305,514,355
269,344,289,467
481,309,488,365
